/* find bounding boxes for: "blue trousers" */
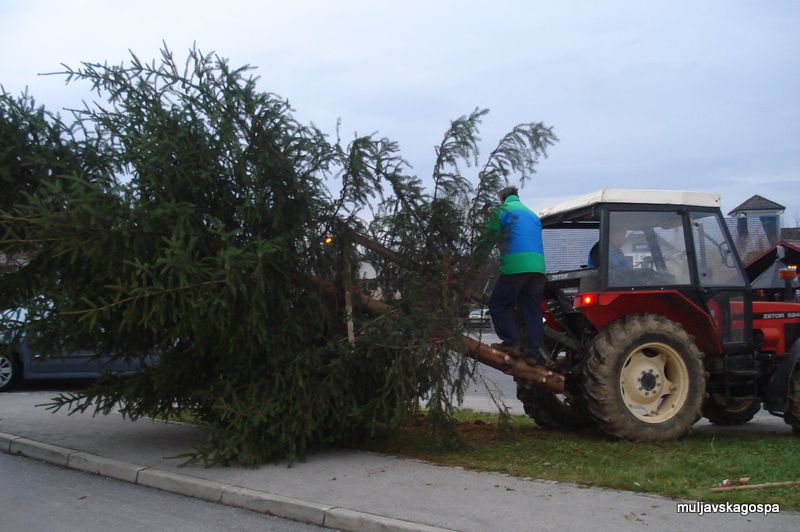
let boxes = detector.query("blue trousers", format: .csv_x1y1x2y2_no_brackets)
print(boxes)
489,273,546,357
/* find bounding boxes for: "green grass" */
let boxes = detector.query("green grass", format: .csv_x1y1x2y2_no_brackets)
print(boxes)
356,410,800,510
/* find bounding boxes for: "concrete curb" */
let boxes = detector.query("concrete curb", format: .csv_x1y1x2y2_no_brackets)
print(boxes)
10,436,75,465
221,485,332,526
0,431,19,453
325,507,453,532
68,452,145,483
0,431,454,532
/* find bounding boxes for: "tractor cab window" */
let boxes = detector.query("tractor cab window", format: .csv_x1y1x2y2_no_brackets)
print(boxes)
607,211,691,287
690,212,746,287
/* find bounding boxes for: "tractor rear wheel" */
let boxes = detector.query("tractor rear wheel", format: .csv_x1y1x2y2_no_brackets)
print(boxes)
786,368,800,435
516,384,593,430
582,313,706,441
702,395,761,426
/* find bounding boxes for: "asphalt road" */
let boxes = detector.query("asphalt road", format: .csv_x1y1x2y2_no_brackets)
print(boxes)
0,452,327,532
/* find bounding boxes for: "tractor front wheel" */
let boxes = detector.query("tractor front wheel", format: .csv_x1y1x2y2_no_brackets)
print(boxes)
702,395,761,426
786,368,800,435
582,313,706,441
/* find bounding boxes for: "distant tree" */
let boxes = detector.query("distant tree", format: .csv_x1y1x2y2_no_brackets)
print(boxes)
0,45,556,464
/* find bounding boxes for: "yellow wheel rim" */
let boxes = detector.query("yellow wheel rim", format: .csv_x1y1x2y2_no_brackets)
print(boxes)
619,342,690,423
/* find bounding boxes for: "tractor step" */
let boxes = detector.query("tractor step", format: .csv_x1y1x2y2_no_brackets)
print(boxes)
727,369,760,378
717,395,759,401
709,368,759,378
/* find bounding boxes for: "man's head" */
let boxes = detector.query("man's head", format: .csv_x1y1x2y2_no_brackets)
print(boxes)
610,226,628,247
498,186,519,203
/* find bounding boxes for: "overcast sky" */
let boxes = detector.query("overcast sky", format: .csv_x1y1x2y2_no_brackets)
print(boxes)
1,0,798,220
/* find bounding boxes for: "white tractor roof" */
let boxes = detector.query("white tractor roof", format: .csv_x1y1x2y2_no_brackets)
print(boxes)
539,188,721,219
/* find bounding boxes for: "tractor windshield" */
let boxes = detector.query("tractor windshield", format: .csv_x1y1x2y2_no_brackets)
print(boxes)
607,211,692,287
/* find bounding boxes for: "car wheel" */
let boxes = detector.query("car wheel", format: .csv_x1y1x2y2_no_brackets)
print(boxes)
0,351,21,392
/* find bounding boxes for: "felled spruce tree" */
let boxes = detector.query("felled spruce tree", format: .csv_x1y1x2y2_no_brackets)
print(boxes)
0,45,556,464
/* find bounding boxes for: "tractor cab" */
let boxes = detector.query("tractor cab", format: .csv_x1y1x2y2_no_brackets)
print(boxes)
540,189,751,356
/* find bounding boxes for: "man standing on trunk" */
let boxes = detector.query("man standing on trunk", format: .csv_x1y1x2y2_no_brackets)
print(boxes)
484,186,546,366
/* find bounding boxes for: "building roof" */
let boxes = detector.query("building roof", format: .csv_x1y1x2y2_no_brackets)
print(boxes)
743,239,800,277
782,228,800,241
751,260,800,290
539,189,720,222
727,194,785,216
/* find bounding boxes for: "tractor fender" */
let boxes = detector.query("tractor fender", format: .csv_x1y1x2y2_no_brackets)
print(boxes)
574,290,723,355
764,338,800,414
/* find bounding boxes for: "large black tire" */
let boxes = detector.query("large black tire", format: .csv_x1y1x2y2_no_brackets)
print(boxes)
702,395,761,426
517,329,594,430
582,313,706,441
786,368,800,435
516,384,593,430
0,351,21,392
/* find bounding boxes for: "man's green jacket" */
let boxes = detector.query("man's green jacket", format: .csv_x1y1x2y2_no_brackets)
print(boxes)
483,194,545,275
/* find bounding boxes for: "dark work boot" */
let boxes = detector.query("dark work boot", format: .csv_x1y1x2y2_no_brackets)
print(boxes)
522,349,546,367
491,343,523,359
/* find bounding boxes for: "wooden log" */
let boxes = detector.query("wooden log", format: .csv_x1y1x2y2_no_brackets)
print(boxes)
348,231,404,264
342,252,356,346
460,336,565,393
710,480,800,493
351,289,565,393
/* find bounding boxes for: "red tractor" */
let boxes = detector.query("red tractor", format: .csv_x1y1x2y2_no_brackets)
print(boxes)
517,189,800,440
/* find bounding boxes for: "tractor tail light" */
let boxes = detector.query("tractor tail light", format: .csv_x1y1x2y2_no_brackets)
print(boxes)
576,293,597,307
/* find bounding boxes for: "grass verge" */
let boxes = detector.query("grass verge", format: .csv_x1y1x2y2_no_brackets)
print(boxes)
356,410,800,510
